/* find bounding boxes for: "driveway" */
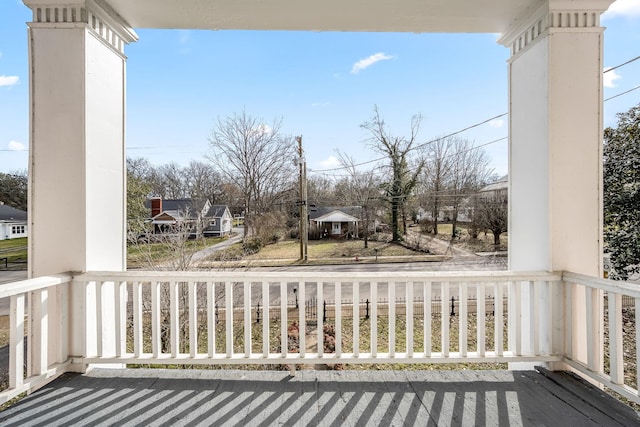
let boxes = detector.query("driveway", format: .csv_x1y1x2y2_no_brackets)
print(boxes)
190,227,244,263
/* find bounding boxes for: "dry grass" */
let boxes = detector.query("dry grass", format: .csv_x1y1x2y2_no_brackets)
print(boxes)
429,224,508,252
127,236,225,268
246,239,422,260
203,238,435,265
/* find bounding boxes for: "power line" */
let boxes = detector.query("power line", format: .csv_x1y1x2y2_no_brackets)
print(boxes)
312,112,508,173
604,55,640,73
605,84,640,102
311,54,640,174
309,136,509,180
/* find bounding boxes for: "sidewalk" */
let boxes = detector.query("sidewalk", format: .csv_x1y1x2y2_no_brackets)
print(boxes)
190,228,243,263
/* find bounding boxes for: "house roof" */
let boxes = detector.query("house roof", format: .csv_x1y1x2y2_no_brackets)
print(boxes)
310,207,360,223
146,198,209,220
0,204,27,222
309,206,361,221
480,175,508,193
206,205,231,218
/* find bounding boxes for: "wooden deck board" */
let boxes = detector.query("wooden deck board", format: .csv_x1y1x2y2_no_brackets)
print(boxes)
0,367,638,426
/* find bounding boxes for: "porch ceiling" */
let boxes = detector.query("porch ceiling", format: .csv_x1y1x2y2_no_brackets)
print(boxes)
101,0,543,33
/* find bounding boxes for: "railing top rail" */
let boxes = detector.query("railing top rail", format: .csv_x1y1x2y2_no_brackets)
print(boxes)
76,270,561,283
0,273,73,298
563,271,640,298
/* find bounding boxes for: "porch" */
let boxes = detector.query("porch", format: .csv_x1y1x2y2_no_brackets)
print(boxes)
1,269,639,423
2,367,639,426
5,0,632,423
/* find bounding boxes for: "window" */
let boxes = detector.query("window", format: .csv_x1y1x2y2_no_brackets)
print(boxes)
11,225,25,235
210,219,217,226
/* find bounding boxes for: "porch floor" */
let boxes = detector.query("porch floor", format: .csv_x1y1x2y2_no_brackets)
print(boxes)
1,367,638,426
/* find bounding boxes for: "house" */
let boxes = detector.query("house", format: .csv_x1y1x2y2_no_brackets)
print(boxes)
479,175,508,198
203,204,233,237
0,203,27,240
309,207,361,238
146,198,232,238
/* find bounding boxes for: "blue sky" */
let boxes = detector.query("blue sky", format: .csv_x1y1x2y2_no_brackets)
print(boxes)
1,1,639,178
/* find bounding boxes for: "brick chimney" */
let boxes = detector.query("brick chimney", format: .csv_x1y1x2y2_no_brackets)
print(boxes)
151,197,162,217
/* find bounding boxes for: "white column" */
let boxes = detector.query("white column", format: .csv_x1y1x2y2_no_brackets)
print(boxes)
499,0,613,368
24,0,137,369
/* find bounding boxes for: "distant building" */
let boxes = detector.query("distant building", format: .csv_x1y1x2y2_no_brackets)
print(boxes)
146,198,232,238
309,206,361,238
479,175,508,198
0,203,28,240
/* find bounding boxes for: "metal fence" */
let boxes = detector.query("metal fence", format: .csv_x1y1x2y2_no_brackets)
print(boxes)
219,296,509,323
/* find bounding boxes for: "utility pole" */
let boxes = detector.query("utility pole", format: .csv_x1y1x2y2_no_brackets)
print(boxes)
296,136,308,261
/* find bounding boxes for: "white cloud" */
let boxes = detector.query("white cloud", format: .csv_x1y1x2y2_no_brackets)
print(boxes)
351,53,394,74
7,141,26,151
0,75,19,87
603,67,622,88
311,102,330,107
603,0,640,19
489,119,505,128
318,156,341,169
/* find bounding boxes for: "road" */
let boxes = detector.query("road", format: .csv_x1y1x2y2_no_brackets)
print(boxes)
0,238,508,313
262,257,507,273
223,257,508,304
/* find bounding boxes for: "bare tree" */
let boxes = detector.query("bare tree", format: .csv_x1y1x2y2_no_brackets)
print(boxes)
471,193,507,246
361,106,424,241
157,162,188,199
207,111,296,238
447,138,493,238
183,160,223,204
307,175,339,206
218,181,245,216
336,152,381,248
418,136,454,236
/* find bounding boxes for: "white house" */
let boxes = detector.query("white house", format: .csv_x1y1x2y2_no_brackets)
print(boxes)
309,207,361,238
0,203,28,241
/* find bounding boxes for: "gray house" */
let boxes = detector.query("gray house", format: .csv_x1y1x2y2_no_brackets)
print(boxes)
146,198,232,238
203,205,233,237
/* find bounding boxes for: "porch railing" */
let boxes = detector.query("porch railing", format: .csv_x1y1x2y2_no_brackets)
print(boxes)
1,270,639,405
70,271,561,365
562,272,640,404
0,274,72,403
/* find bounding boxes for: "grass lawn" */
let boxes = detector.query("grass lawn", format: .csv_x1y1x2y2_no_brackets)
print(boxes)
0,237,27,269
244,239,422,261
429,224,508,252
127,236,226,268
